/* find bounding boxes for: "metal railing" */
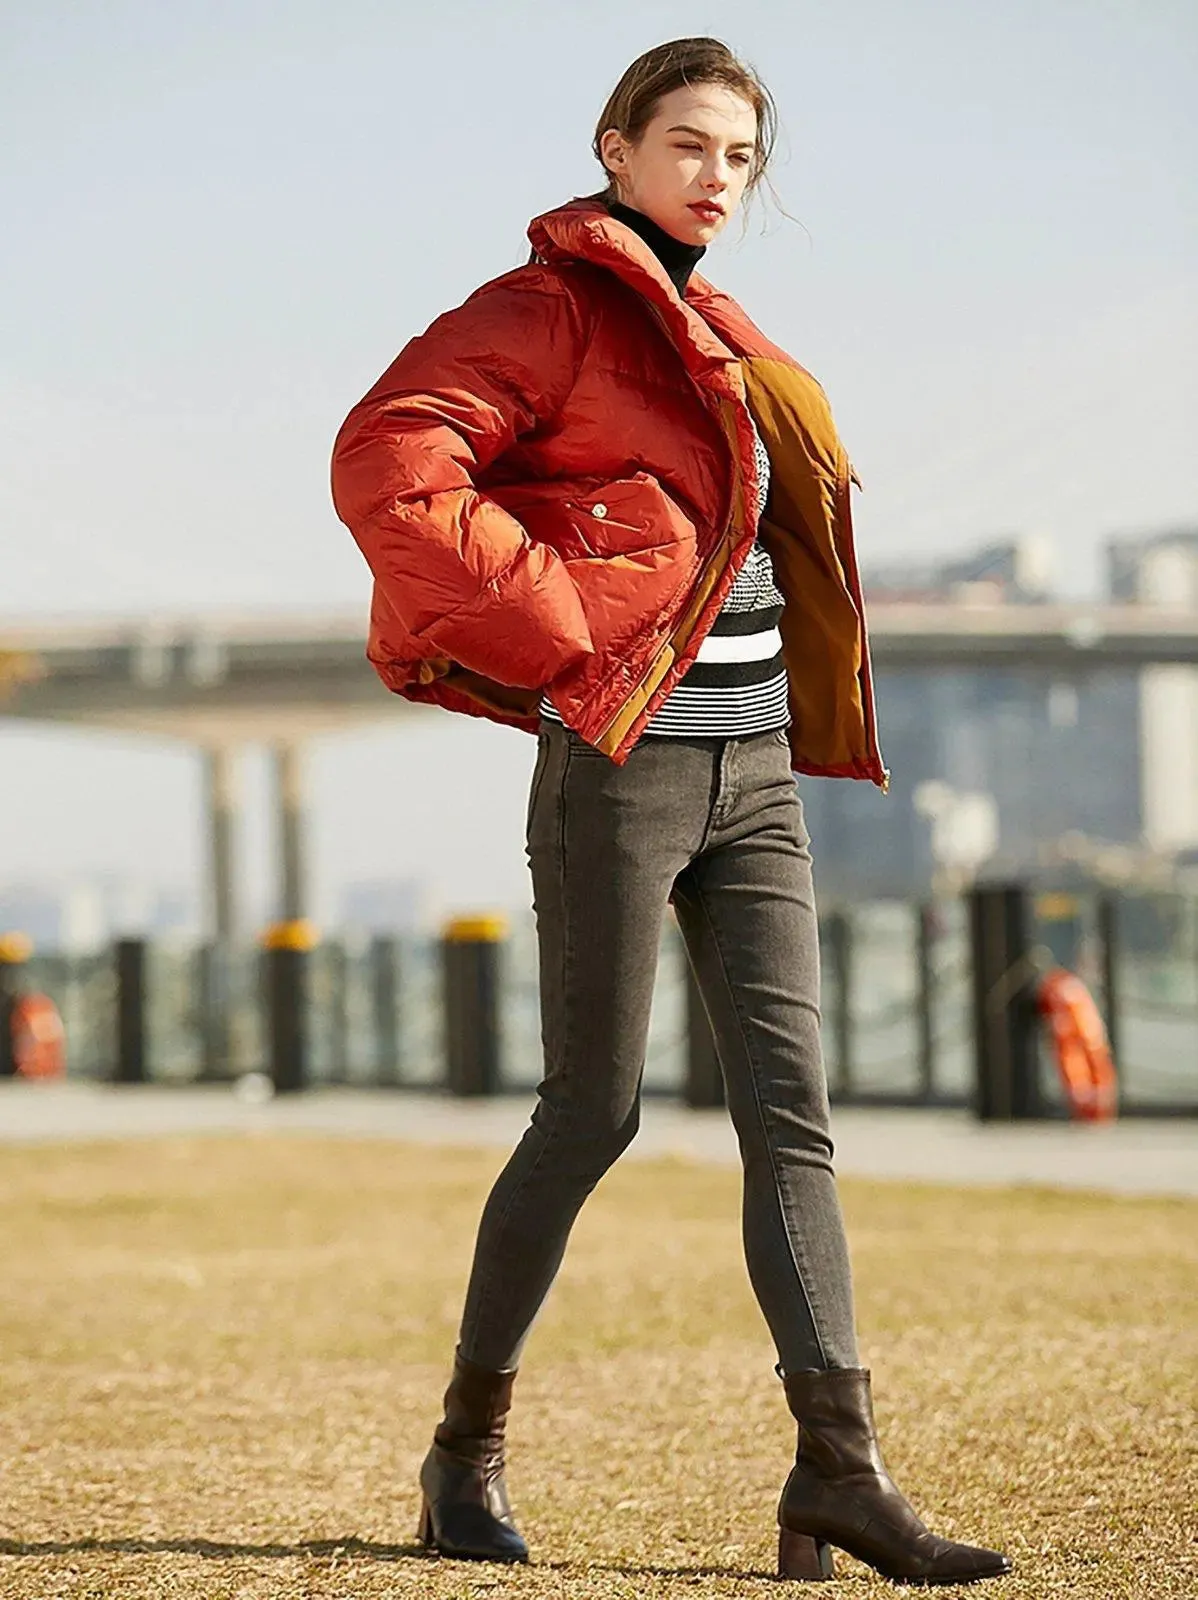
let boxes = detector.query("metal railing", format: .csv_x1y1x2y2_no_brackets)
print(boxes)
2,888,1195,1115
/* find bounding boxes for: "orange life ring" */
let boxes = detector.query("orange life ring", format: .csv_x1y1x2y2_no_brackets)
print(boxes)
1035,969,1117,1121
9,992,67,1079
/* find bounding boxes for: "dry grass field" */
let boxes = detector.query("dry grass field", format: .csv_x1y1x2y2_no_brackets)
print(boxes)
0,1134,1193,1600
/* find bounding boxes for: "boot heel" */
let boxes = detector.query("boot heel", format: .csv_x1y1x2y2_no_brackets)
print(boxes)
416,1496,435,1548
778,1528,835,1580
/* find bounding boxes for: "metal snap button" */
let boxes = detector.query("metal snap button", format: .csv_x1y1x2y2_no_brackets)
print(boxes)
591,503,608,519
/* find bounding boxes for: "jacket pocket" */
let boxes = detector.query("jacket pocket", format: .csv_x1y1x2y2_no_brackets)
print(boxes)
562,473,698,558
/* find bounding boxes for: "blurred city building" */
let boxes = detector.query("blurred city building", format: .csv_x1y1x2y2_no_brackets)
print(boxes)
1109,527,1198,856
339,875,434,935
865,534,1055,606
0,878,196,951
805,529,1198,900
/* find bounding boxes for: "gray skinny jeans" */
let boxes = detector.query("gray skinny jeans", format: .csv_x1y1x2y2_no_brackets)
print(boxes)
456,717,860,1375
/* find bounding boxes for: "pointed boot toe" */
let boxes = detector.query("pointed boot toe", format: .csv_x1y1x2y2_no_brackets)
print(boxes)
866,1526,1013,1586
924,1540,1012,1584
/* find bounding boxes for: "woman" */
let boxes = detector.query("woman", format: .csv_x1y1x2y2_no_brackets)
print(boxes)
331,37,1011,1586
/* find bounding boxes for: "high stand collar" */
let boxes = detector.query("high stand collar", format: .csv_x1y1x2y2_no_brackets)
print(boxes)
607,201,706,297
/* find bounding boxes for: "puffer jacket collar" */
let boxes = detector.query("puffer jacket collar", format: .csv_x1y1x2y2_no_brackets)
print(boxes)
528,198,744,397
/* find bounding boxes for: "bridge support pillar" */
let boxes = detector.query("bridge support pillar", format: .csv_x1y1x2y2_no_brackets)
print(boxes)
203,746,239,943
200,745,240,1078
273,741,309,924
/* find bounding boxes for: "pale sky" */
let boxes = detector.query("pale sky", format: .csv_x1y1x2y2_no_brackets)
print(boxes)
1,0,1195,929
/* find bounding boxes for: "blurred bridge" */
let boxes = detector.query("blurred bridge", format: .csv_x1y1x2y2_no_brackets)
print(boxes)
3,601,1198,936
5,603,1198,735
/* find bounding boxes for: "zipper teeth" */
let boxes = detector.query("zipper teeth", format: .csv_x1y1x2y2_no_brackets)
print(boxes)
595,408,744,749
593,526,730,748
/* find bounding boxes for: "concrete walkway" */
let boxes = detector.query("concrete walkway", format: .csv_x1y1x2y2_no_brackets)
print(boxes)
1,1081,1194,1197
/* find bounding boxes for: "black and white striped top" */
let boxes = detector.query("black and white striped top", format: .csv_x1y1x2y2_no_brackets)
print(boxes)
539,416,790,740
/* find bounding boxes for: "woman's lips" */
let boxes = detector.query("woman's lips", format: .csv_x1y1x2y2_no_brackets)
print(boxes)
688,202,724,222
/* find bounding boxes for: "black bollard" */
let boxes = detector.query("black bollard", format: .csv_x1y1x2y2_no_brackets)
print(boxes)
263,920,317,1095
114,938,148,1083
442,915,507,1096
968,883,1040,1120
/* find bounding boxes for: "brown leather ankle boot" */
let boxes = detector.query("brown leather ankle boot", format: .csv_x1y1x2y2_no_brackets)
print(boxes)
416,1347,528,1563
777,1367,1012,1585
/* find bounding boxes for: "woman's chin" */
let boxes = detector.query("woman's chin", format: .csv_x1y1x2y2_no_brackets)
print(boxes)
660,210,722,246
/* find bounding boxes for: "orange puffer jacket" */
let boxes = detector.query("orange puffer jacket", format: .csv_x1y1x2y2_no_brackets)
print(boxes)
331,198,888,787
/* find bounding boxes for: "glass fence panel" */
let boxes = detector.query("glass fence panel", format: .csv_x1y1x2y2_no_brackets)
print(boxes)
226,945,265,1078
396,934,444,1087
928,898,973,1100
1116,892,1198,1108
21,950,114,1079
850,900,920,1095
362,937,403,1087
306,944,340,1085
146,941,203,1081
819,900,970,1103
342,938,385,1085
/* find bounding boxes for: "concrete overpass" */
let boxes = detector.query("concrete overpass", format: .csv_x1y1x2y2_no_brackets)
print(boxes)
3,601,1197,936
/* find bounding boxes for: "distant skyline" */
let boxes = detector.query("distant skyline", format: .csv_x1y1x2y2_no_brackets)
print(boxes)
2,0,1195,917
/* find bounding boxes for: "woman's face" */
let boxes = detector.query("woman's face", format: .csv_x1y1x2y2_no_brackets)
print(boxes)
600,82,758,247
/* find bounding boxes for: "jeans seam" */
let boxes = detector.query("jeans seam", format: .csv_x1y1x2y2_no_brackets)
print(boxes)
691,875,830,1369
524,735,550,841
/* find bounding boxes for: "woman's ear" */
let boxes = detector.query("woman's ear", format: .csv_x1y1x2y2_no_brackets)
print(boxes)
598,126,626,180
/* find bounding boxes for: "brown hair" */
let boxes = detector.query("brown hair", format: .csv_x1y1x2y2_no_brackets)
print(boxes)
592,37,778,200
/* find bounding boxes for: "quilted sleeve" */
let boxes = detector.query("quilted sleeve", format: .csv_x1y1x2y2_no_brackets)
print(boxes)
330,267,595,687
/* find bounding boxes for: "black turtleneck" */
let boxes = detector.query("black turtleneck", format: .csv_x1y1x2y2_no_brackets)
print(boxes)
608,201,705,297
